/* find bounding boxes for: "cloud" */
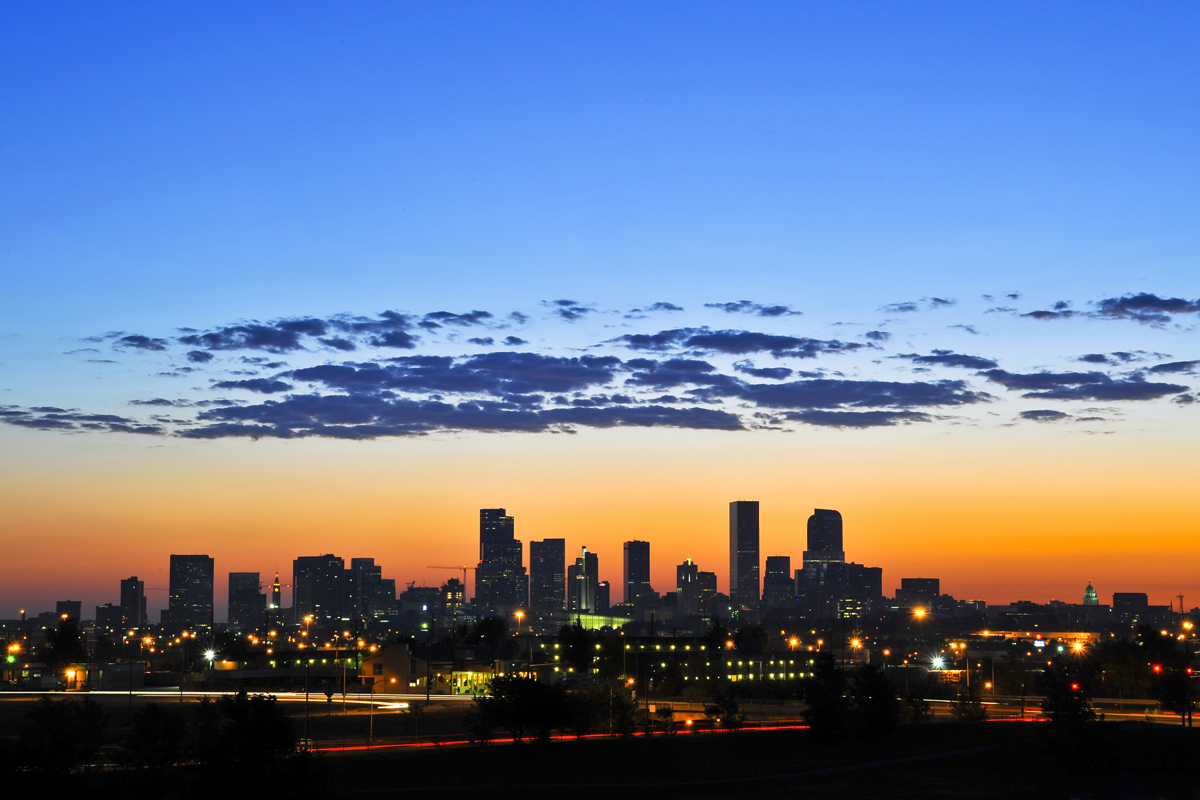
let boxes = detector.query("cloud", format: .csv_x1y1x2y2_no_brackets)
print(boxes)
902,350,999,370
179,394,743,439
186,350,214,363
700,377,991,410
864,331,891,342
116,335,169,351
1076,351,1148,365
545,300,595,322
503,336,528,346
980,369,1188,401
732,361,793,380
704,300,802,317
292,352,622,397
1020,409,1071,422
424,310,493,327
1145,360,1200,374
212,378,294,394
0,406,165,435
1174,394,1196,405
616,327,862,359
318,337,357,351
646,301,684,312
1093,292,1200,324
785,410,934,428
881,302,919,313
468,337,495,346
180,323,310,353
1020,309,1076,320
948,324,979,335
370,330,419,349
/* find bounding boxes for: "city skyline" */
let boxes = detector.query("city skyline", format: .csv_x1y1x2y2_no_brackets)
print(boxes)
2,5,1198,615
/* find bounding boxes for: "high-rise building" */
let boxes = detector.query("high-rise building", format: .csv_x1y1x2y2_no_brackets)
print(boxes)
475,508,528,616
596,581,611,614
228,572,265,632
350,558,392,620
293,554,346,622
729,501,760,610
567,546,599,615
623,540,652,605
698,571,718,619
120,576,146,629
762,556,793,609
677,558,701,616
167,554,214,629
804,509,845,565
529,538,566,614
55,600,81,622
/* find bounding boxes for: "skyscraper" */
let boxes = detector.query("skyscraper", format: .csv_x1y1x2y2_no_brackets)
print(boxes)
120,576,146,629
763,555,793,609
623,540,652,605
293,554,346,622
227,572,265,632
729,501,760,610
529,538,566,614
805,509,845,564
475,508,528,616
567,546,599,615
167,554,214,629
677,558,700,616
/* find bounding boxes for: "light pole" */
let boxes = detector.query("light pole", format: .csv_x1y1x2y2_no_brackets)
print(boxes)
302,615,313,741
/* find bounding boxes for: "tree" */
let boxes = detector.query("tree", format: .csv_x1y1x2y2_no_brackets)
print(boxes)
1158,670,1195,725
704,684,743,730
193,691,297,776
1040,668,1096,724
557,622,596,674
475,675,573,745
803,652,849,743
734,625,768,656
121,703,188,774
849,663,899,737
19,697,108,776
950,676,988,722
42,618,86,667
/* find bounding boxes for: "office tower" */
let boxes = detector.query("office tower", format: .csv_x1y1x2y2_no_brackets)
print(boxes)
729,501,760,610
698,571,718,618
597,581,610,614
804,509,845,565
529,538,566,614
293,554,346,622
762,556,793,609
227,572,265,632
55,600,81,622
623,540,652,605
167,554,215,628
567,546,599,614
350,558,389,620
475,508,528,616
435,578,466,631
120,576,147,629
677,558,700,616
95,603,122,633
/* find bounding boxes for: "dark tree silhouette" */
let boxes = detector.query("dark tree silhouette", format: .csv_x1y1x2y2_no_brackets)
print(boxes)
474,675,573,745
1040,668,1096,724
803,652,849,743
19,697,108,776
849,663,900,737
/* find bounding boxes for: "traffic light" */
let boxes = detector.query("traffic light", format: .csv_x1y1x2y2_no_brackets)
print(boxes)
1152,664,1163,674
1070,683,1079,691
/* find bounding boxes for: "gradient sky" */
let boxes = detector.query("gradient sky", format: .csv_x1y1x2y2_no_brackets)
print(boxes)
2,3,1198,619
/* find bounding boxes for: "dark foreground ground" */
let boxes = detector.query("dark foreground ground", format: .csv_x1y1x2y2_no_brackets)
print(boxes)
322,721,1199,800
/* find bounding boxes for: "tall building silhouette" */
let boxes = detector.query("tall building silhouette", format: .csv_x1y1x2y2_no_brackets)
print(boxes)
475,508,528,616
804,509,845,564
227,572,264,632
623,540,652,604
529,538,566,613
166,554,214,628
568,546,599,614
677,558,701,616
293,554,345,622
729,501,760,610
763,555,793,609
120,576,146,629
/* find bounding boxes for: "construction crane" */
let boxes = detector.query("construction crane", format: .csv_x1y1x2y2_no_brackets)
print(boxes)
427,565,477,586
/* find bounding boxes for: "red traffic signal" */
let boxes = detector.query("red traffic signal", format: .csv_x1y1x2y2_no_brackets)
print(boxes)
1152,664,1163,674
1070,683,1079,691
